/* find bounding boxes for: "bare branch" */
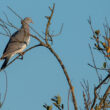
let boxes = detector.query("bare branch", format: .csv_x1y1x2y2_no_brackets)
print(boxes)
88,63,110,71
68,89,71,110
98,86,110,109
49,24,63,38
7,6,22,20
91,74,110,109
3,12,19,30
0,33,10,37
48,46,78,110
30,34,47,46
89,44,101,82
0,71,8,108
88,17,95,35
45,4,55,44
0,18,11,36
81,80,91,109
83,92,89,110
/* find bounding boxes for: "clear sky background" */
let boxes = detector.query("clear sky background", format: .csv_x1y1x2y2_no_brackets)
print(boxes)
0,0,110,110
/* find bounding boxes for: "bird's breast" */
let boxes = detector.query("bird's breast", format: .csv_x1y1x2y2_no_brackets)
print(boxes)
26,36,30,45
15,44,27,54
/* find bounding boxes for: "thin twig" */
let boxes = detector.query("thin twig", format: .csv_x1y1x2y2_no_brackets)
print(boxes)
50,24,63,38
81,80,91,109
45,4,55,44
3,12,19,30
89,44,101,82
0,33,10,37
7,6,22,20
30,34,47,47
88,17,95,35
88,63,110,71
83,92,89,110
91,74,110,109
0,18,11,36
98,86,110,108
1,71,8,108
68,89,71,110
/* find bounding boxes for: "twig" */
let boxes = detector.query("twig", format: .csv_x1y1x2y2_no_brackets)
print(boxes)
88,63,110,71
7,6,22,20
91,74,110,109
23,43,42,54
68,89,71,110
30,34,46,46
83,92,89,110
0,33,10,37
0,18,11,36
50,24,63,38
3,12,19,30
88,17,95,35
45,4,55,44
0,71,8,108
98,86,110,108
81,80,91,109
89,44,101,82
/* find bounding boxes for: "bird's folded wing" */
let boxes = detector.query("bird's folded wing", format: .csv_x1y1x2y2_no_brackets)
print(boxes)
2,42,26,58
2,29,27,58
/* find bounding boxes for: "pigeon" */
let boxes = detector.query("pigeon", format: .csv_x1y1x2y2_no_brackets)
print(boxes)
0,17,33,71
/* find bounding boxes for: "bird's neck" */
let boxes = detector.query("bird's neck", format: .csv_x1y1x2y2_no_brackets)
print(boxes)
21,24,30,34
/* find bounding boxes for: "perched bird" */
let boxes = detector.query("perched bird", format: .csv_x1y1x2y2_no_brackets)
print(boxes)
0,17,33,71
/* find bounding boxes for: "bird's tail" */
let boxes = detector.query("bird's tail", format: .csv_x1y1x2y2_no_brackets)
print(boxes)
1,56,10,71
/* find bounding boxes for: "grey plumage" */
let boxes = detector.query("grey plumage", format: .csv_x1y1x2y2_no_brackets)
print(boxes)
0,17,33,71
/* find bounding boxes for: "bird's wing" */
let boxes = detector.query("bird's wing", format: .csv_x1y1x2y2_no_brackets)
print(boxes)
2,29,27,58
3,31,19,54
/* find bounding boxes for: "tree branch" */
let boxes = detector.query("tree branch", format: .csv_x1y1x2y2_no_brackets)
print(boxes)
0,71,8,108
89,44,101,82
91,74,110,109
45,4,55,44
98,86,110,109
48,46,78,110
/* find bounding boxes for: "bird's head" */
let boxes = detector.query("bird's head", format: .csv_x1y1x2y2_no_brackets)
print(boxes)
21,17,33,24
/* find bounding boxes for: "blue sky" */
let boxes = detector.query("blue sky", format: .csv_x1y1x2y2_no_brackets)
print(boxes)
0,0,110,110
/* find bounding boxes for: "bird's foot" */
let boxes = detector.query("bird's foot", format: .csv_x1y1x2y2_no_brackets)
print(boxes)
20,52,25,56
19,56,23,60
19,52,25,60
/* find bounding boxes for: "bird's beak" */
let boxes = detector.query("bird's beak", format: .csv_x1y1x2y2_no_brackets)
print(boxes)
31,21,34,24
